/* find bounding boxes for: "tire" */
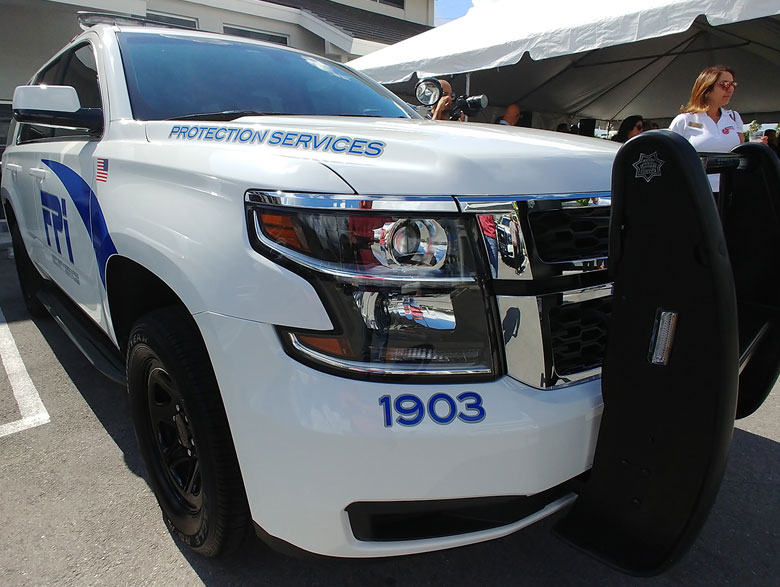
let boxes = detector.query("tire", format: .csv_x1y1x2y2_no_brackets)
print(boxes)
8,218,47,317
127,307,250,556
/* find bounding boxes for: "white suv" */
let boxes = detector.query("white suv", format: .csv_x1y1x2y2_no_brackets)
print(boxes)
3,20,776,576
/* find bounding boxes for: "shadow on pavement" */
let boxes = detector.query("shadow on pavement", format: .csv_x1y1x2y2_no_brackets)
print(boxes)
0,267,145,479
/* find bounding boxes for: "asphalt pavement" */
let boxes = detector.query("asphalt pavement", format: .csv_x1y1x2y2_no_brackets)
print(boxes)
0,255,777,586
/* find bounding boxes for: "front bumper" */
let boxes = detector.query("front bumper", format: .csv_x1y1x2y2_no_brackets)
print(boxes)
195,311,603,557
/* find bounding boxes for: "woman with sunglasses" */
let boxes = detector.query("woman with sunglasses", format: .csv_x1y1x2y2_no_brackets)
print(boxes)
668,65,744,152
611,115,644,143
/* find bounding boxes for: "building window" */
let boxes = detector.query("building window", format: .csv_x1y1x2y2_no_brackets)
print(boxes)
378,0,405,8
223,26,288,46
146,12,198,29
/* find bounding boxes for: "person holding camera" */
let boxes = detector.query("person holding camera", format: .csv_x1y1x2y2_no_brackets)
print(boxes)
430,79,465,121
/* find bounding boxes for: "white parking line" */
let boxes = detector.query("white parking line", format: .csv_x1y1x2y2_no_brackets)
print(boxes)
0,304,50,438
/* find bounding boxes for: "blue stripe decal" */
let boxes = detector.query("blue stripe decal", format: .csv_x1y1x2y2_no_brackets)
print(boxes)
41,159,118,285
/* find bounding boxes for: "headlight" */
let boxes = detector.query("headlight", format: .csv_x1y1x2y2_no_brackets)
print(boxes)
245,191,499,381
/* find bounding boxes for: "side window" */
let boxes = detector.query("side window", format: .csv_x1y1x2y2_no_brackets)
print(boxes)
39,56,65,85
18,43,102,143
18,54,65,142
53,44,102,138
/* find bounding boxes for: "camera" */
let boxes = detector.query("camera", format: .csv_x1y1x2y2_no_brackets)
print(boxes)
414,78,488,121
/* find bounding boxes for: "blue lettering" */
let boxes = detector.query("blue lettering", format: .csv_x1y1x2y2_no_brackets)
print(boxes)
177,126,189,138
268,131,284,145
197,127,208,139
348,139,367,155
187,127,199,139
61,201,73,263
238,129,253,142
295,134,313,149
281,132,298,147
312,135,332,150
250,130,268,144
364,141,385,157
227,128,240,141
40,191,74,263
168,126,180,138
331,137,350,152
204,127,216,140
215,128,227,140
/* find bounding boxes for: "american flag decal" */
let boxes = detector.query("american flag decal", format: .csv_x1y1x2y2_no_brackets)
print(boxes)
96,158,109,182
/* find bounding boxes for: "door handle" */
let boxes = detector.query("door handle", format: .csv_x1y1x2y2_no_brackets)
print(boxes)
5,163,22,174
29,167,48,179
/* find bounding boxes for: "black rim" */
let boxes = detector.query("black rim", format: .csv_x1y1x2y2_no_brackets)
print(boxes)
146,364,203,513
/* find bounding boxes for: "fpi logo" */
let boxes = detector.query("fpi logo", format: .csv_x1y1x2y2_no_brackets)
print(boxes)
41,191,74,263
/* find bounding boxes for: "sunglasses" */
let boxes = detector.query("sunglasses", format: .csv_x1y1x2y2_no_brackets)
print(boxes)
715,81,738,90
635,123,644,130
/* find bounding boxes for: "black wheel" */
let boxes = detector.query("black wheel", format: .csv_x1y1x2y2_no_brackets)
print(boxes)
127,307,250,556
8,217,47,317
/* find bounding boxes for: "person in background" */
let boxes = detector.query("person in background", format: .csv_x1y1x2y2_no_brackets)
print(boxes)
430,79,464,121
555,122,569,133
478,215,499,273
497,104,520,126
611,115,644,143
668,65,744,152
644,120,661,130
764,128,779,156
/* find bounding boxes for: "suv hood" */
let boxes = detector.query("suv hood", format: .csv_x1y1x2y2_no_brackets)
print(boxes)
146,117,619,196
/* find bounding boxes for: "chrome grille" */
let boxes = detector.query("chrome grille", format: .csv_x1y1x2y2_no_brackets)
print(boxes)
456,194,612,389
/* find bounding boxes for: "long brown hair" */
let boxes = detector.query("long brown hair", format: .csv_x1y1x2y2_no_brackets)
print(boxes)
681,66,735,113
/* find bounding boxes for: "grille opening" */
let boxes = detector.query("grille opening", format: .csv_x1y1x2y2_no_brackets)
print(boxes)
529,207,610,263
347,485,570,542
549,297,612,375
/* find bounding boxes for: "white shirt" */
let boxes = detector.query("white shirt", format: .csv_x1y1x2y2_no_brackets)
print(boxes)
668,109,743,153
668,109,743,192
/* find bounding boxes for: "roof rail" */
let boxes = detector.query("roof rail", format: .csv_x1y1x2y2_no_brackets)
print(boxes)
77,11,195,31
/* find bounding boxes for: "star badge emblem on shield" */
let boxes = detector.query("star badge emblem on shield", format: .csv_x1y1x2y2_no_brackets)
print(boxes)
633,152,665,183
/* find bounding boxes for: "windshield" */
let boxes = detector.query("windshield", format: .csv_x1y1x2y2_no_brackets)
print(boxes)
117,32,414,121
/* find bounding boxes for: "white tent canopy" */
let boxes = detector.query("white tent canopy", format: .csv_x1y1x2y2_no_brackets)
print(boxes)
349,0,780,122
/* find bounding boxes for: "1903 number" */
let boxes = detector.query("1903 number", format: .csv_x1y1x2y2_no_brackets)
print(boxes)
379,392,485,427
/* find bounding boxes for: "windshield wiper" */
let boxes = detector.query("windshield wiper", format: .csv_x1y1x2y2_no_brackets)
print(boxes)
171,110,287,122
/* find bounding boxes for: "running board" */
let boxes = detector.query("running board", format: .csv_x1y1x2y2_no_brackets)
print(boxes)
37,285,126,384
